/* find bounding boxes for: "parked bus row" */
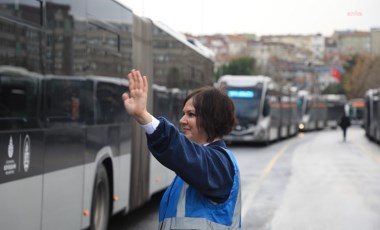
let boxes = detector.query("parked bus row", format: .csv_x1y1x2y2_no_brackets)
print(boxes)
0,1,214,229
364,88,380,143
216,75,365,145
295,92,365,133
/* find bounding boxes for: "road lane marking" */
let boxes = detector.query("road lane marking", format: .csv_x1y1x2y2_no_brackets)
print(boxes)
241,141,292,220
352,141,380,164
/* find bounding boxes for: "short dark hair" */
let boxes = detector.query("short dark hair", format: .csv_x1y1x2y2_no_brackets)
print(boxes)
184,86,236,142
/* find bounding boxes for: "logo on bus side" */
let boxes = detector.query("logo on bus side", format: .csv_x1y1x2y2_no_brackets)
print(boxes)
4,136,17,175
8,136,14,158
23,135,31,172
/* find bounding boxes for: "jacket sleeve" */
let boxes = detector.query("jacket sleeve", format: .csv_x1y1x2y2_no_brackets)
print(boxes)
146,117,234,201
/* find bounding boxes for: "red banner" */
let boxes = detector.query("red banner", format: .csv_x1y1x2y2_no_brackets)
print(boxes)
330,67,341,82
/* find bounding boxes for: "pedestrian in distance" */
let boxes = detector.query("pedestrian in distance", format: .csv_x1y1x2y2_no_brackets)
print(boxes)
339,113,351,142
122,70,242,229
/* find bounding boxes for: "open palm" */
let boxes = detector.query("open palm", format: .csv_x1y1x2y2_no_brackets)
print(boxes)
122,70,148,118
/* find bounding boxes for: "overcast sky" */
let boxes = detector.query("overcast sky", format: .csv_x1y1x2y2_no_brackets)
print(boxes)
119,0,379,36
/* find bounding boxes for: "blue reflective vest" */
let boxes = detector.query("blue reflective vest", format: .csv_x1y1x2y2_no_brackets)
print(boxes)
158,149,241,229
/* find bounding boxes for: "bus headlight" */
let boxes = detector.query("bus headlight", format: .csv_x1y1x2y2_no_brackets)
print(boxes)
299,123,305,130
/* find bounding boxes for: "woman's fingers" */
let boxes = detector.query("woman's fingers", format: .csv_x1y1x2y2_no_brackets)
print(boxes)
136,71,146,94
122,92,129,101
128,69,147,98
131,70,147,94
142,75,148,93
127,71,135,97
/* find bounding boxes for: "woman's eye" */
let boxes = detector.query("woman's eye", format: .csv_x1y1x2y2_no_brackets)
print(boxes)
182,111,196,117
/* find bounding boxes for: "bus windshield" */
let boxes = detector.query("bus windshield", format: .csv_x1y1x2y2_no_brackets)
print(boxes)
297,97,305,116
327,103,345,120
227,87,262,125
349,99,364,121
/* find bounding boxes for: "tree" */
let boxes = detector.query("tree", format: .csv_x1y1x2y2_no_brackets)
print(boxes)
216,57,256,80
343,55,380,99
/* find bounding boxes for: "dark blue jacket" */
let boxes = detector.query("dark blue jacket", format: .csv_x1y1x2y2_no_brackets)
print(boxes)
146,117,235,202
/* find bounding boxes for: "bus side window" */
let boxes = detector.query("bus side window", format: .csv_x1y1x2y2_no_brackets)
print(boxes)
0,69,40,130
115,84,130,123
96,81,121,124
45,78,84,124
305,100,311,114
263,96,270,117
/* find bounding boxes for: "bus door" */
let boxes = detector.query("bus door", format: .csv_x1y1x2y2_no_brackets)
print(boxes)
289,93,298,135
317,97,327,129
280,95,290,138
0,68,44,229
373,91,380,141
42,77,86,229
268,95,280,141
364,94,372,136
308,97,317,130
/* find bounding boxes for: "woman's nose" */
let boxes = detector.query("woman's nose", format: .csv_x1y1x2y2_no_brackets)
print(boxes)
179,115,186,124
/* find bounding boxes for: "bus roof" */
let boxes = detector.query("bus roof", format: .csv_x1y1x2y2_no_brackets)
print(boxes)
217,75,271,87
323,94,347,102
152,20,215,61
351,100,365,107
0,66,43,80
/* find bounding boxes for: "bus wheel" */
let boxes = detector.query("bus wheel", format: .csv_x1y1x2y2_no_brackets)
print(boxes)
90,164,110,230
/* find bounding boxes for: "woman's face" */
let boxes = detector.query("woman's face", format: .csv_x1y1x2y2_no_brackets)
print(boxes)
179,98,208,144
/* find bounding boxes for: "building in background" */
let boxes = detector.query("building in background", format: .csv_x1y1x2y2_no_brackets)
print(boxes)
332,30,370,56
261,34,325,60
195,29,374,92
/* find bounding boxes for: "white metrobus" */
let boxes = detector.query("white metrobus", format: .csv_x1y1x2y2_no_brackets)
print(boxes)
217,75,298,145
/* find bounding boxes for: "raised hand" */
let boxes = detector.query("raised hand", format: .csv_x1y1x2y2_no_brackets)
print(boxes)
122,69,152,125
